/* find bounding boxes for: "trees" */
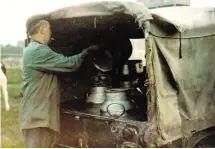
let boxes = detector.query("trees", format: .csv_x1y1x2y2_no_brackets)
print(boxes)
1,41,24,57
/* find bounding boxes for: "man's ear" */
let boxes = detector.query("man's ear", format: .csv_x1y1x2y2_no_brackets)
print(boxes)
39,26,45,35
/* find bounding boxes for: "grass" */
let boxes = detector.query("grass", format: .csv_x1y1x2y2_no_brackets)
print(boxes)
1,68,25,148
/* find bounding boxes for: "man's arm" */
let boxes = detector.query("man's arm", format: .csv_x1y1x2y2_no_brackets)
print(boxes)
30,45,88,73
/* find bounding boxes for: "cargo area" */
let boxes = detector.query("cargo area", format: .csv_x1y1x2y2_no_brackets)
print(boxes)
52,36,148,147
47,16,149,147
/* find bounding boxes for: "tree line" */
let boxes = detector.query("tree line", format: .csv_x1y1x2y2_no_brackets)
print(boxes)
1,41,24,56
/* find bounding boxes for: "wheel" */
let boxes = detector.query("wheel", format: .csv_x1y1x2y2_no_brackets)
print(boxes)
194,134,215,148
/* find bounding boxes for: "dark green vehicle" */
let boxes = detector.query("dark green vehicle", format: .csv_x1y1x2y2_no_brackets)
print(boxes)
25,0,215,147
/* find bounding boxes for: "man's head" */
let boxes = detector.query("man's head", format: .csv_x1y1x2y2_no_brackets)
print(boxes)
26,15,51,44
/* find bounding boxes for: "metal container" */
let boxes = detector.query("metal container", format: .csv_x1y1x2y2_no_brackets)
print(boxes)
91,73,111,87
120,81,133,89
86,87,107,104
93,50,114,72
100,88,135,117
120,60,143,81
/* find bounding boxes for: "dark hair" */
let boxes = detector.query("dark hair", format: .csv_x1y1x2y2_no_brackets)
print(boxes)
1,61,6,75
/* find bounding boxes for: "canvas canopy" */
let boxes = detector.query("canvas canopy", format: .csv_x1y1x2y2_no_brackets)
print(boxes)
146,6,215,146
26,1,152,39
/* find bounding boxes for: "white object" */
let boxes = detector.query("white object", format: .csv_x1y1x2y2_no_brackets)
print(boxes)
0,62,10,111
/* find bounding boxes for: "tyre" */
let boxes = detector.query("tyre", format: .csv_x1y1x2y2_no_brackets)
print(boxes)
194,134,215,148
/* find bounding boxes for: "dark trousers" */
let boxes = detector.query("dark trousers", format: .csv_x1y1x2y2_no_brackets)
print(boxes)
22,127,58,148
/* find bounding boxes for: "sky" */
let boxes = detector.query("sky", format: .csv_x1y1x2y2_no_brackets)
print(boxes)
0,0,215,45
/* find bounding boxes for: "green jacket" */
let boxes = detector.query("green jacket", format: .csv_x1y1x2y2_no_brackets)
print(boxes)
19,40,87,133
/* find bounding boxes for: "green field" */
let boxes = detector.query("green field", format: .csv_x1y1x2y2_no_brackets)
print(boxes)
1,68,25,148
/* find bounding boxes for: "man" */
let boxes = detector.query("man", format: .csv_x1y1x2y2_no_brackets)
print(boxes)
19,17,99,148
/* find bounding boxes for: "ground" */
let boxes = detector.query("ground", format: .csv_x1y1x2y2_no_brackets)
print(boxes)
1,68,25,148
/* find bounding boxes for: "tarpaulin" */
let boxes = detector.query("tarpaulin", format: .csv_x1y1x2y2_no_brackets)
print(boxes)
26,0,152,37
146,6,215,146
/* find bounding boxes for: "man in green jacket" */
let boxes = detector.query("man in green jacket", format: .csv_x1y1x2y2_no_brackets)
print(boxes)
20,17,98,147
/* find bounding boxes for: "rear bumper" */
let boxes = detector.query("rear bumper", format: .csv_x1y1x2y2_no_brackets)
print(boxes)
57,109,148,147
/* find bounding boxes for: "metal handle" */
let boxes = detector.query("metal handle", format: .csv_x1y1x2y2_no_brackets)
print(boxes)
110,124,118,133
122,141,141,148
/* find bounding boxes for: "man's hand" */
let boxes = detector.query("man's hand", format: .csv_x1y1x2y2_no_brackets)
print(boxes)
84,45,100,54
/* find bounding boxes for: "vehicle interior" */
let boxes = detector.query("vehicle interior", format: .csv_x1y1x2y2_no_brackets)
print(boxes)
46,13,149,147
48,14,148,121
